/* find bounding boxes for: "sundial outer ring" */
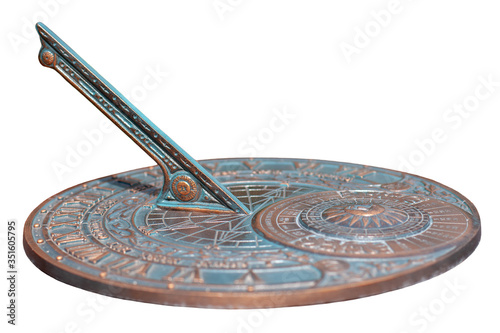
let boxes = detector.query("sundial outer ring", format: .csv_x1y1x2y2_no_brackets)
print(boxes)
23,158,481,309
23,229,479,308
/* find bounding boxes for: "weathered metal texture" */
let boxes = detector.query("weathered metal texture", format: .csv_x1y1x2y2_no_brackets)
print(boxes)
36,22,249,215
24,23,480,309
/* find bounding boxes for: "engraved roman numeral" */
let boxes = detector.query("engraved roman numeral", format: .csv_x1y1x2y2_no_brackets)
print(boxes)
92,186,116,193
294,161,319,171
65,243,110,263
162,266,203,283
101,258,151,276
53,207,87,219
51,230,86,245
243,161,260,170
234,270,263,285
66,192,103,206
49,219,80,229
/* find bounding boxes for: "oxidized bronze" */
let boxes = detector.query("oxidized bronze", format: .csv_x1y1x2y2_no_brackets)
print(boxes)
24,23,480,309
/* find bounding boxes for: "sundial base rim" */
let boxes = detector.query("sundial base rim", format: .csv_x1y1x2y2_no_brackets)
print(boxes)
23,158,481,309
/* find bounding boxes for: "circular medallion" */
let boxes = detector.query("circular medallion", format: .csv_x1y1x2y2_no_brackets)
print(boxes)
171,173,200,202
254,191,472,258
24,158,480,308
40,49,55,66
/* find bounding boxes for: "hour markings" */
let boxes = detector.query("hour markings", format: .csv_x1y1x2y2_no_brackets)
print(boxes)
65,243,110,263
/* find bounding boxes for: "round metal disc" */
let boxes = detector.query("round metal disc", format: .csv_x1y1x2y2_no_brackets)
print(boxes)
23,158,480,308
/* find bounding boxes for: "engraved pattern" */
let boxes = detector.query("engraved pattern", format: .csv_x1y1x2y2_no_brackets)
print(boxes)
254,190,471,257
25,158,480,308
322,202,406,228
28,24,481,309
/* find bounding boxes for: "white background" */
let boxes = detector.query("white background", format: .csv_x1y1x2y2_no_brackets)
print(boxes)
1,1,499,332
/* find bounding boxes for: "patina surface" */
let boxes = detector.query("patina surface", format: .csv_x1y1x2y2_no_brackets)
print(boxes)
24,23,480,308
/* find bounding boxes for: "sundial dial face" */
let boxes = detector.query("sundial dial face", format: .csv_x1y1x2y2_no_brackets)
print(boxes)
24,159,480,308
24,23,481,308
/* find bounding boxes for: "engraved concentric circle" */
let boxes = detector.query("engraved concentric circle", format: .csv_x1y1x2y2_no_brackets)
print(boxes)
298,192,430,241
254,191,473,258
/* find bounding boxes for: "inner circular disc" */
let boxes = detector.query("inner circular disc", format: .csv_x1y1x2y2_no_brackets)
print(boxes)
23,158,480,308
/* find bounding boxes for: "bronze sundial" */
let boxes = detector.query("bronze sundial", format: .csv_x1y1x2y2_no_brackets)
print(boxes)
24,23,481,308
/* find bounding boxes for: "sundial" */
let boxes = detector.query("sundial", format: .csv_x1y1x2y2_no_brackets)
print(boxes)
24,23,481,308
